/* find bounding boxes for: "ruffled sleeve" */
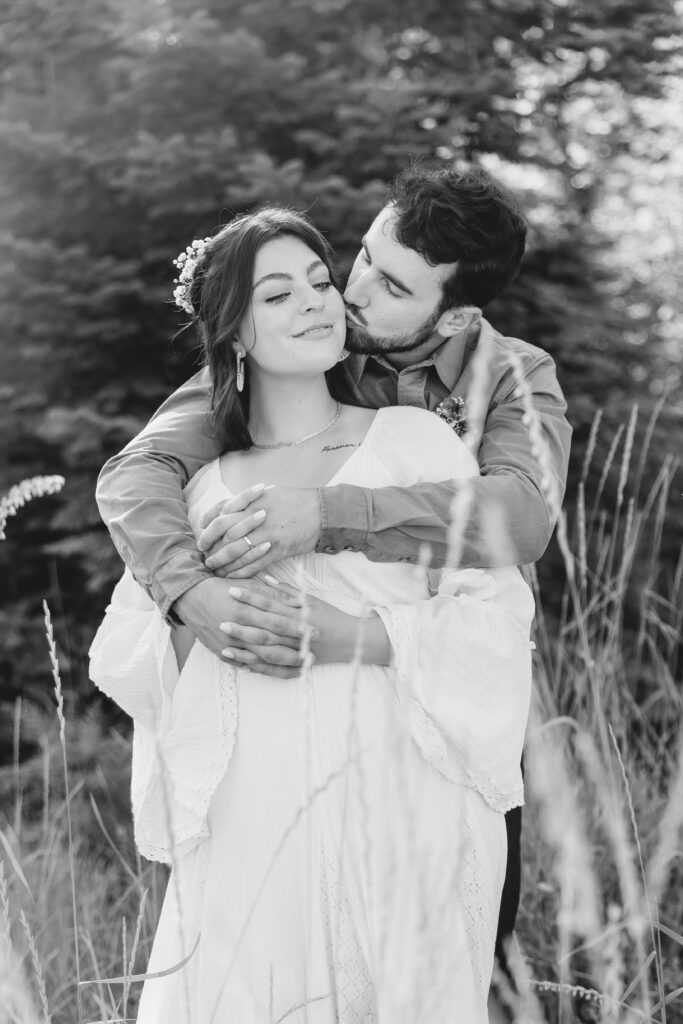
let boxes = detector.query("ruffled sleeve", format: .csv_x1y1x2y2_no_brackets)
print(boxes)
374,567,534,813
88,569,170,728
88,570,238,864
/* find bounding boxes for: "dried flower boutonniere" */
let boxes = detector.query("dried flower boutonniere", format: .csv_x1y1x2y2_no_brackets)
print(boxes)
435,396,468,437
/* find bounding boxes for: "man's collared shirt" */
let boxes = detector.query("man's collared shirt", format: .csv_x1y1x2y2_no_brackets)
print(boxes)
339,316,477,413
96,317,572,618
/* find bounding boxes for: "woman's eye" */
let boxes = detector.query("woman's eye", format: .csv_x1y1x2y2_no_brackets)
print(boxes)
264,292,290,304
313,280,332,291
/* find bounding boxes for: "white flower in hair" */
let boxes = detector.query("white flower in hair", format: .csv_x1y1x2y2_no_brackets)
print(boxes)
172,236,213,315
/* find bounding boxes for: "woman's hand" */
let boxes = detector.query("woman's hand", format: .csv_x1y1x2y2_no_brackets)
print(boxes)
174,577,308,678
223,584,391,674
197,485,322,578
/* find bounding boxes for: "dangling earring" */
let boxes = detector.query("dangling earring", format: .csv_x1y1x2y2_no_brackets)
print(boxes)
236,350,245,392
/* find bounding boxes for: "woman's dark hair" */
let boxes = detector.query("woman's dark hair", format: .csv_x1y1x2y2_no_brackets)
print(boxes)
386,163,527,309
189,206,340,451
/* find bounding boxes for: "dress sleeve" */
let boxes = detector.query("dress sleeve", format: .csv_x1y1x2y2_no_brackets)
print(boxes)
374,566,534,813
88,569,172,730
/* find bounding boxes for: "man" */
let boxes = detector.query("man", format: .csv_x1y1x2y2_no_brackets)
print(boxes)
96,162,571,980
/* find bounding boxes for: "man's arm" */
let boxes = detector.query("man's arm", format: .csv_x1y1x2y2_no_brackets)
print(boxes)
95,367,220,617
96,369,308,664
318,352,571,568
201,351,571,575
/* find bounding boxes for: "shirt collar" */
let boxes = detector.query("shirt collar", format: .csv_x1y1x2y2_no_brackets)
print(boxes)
347,314,482,391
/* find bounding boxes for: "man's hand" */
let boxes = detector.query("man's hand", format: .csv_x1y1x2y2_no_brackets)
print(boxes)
198,486,322,578
174,577,309,676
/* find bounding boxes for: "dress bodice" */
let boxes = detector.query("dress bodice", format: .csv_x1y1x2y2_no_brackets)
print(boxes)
185,406,472,613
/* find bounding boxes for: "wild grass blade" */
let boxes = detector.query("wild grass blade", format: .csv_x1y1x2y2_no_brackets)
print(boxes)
42,600,82,1022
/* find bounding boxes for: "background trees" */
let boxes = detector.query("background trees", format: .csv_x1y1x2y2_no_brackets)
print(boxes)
1,0,681,709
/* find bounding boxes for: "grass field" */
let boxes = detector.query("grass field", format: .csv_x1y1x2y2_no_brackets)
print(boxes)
0,408,681,1024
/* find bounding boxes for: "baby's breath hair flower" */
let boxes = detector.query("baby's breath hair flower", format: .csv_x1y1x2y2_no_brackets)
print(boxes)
172,236,213,316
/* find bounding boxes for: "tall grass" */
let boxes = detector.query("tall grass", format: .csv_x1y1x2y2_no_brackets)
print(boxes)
512,404,683,1024
0,407,681,1023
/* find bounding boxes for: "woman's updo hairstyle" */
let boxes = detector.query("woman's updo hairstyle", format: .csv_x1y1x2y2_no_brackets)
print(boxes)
191,206,340,451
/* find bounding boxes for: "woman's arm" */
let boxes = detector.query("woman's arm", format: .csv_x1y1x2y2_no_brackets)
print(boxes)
216,590,391,673
170,623,197,674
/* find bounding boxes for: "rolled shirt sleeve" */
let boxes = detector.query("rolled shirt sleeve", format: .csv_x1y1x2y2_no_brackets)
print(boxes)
95,367,221,618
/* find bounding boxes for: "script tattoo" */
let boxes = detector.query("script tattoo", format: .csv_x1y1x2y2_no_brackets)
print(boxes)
321,443,361,452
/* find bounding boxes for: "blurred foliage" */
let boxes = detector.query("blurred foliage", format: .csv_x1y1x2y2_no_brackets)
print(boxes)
0,0,681,718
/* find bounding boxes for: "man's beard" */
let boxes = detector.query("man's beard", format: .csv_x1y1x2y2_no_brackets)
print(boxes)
344,308,441,356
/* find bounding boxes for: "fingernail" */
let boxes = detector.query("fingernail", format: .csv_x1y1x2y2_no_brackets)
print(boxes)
255,509,266,520
205,558,216,569
222,648,235,658
259,541,271,551
263,574,279,587
251,482,265,492
220,623,234,633
228,587,242,598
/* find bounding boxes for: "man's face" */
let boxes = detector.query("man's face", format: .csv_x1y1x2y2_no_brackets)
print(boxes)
343,205,458,355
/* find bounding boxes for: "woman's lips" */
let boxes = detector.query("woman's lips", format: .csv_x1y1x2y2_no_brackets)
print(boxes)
293,323,335,337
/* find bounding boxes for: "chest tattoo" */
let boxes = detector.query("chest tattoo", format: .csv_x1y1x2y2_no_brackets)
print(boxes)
321,442,361,453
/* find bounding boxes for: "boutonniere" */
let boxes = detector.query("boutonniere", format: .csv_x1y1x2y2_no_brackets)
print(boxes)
435,396,468,437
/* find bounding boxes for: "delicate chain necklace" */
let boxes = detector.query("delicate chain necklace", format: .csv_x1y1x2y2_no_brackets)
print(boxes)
251,402,342,450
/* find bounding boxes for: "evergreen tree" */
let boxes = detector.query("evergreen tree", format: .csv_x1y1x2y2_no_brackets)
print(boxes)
0,0,680,710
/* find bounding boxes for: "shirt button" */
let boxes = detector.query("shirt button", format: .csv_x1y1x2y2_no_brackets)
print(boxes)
324,545,336,554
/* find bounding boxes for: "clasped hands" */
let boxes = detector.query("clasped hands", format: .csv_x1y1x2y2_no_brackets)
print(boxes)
197,482,322,578
172,484,390,677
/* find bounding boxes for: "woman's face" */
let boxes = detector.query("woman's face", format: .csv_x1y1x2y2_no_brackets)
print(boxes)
236,235,346,378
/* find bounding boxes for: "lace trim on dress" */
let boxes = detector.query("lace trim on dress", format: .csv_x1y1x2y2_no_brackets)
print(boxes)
374,594,530,815
319,830,377,1023
459,810,498,1001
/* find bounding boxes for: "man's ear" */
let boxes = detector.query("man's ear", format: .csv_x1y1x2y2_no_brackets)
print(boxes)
435,305,482,339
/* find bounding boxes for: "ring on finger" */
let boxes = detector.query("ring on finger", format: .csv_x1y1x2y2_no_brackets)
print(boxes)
243,535,255,552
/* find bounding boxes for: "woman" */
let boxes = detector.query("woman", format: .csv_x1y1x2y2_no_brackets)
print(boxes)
89,207,534,1023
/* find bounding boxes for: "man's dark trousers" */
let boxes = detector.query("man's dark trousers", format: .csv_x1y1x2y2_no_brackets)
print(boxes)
495,805,522,977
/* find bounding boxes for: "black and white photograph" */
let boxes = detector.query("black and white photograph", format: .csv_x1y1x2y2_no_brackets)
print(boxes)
0,1,681,1022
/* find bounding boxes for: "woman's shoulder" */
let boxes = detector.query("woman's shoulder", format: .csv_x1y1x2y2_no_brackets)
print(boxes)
185,458,218,498
373,405,472,452
371,406,479,481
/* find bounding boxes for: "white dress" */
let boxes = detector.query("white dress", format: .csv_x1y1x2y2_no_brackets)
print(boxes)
89,406,535,1024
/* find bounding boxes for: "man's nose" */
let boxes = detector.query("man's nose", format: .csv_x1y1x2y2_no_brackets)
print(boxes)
343,271,369,308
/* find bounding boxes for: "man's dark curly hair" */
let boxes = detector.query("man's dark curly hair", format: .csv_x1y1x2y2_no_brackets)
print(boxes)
387,163,527,309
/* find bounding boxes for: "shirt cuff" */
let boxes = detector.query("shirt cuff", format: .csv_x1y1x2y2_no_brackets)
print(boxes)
316,484,371,555
148,552,214,623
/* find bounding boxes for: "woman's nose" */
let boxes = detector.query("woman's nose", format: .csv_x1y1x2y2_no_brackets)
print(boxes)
301,283,325,310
